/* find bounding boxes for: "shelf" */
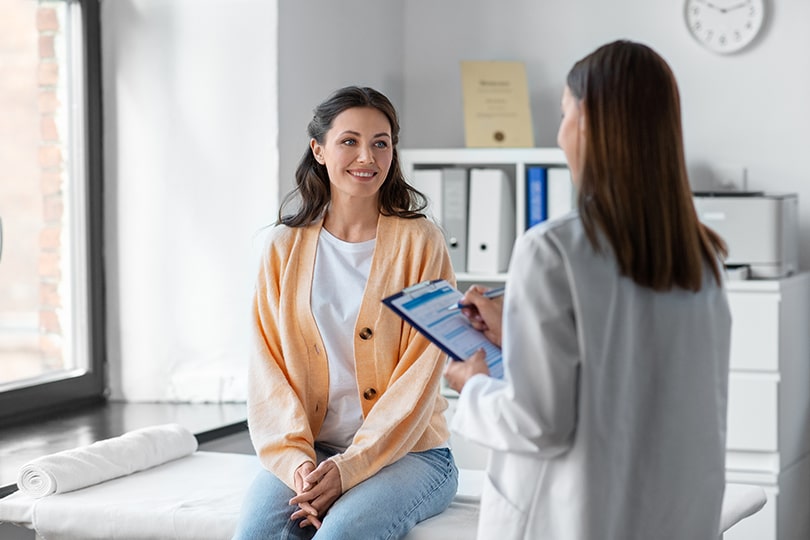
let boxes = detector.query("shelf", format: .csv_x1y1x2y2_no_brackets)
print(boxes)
400,147,566,167
455,272,506,283
401,147,570,279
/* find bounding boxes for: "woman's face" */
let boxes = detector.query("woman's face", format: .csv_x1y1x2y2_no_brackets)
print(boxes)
556,85,584,184
311,106,393,203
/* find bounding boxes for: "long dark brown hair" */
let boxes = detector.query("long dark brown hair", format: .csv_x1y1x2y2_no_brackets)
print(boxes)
567,40,726,291
278,86,427,226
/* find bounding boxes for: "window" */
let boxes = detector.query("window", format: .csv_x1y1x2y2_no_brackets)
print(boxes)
0,0,104,424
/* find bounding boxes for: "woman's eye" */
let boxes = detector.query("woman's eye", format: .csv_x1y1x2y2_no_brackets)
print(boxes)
342,138,356,146
374,141,389,149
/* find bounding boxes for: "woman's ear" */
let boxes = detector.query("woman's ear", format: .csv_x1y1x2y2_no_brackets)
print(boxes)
310,139,324,164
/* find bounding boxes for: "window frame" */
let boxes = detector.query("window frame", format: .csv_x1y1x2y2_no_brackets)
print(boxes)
0,0,106,425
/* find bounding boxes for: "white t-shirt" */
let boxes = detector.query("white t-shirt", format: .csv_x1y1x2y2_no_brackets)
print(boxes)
311,228,375,450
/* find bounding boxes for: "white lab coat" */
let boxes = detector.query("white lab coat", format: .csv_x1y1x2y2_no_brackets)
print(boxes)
452,213,731,540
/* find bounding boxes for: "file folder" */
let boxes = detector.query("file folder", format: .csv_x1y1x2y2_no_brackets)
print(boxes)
410,169,443,225
547,167,574,220
466,168,515,273
441,168,469,273
526,166,548,229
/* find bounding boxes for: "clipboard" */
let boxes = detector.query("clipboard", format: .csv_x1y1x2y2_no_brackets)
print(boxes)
382,279,503,379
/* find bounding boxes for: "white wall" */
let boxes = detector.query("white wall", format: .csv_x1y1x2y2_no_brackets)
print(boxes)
399,0,810,267
102,0,278,401
99,1,809,401
277,1,404,199
276,1,810,267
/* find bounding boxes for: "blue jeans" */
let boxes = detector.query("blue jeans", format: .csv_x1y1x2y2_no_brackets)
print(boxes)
232,446,458,540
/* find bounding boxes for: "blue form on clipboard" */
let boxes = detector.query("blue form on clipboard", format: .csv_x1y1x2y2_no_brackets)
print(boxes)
382,279,503,379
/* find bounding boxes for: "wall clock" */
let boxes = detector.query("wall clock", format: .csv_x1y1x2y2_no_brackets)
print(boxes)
684,0,765,54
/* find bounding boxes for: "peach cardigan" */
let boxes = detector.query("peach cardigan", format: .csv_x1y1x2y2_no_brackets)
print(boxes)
247,214,454,492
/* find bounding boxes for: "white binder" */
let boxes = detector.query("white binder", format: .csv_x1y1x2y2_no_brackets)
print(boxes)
441,168,469,273
547,167,574,220
466,168,515,273
410,169,443,225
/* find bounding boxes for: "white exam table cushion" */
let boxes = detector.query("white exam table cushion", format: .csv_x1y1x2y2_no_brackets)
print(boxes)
2,452,258,540
0,452,481,540
719,483,768,533
0,448,764,539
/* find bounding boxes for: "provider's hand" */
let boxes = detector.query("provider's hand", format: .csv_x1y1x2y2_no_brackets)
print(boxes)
459,285,504,347
290,459,343,529
444,348,490,393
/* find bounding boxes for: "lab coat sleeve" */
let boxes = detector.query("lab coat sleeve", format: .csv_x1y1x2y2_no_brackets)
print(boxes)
452,228,579,458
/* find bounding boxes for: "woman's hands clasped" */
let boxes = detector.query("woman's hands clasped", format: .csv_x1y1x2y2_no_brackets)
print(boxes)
289,459,343,529
443,285,504,393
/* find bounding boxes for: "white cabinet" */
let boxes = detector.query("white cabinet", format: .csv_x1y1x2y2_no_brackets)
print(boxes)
400,147,568,282
723,273,810,540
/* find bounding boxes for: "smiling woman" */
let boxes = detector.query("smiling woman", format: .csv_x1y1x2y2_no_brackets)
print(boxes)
0,0,105,424
233,86,459,540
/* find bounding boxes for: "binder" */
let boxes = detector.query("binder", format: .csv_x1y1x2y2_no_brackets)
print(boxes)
410,169,443,225
526,166,548,229
547,167,574,220
441,168,469,273
466,168,515,274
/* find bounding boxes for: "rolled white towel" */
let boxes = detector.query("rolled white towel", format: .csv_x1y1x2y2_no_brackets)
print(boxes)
17,423,198,499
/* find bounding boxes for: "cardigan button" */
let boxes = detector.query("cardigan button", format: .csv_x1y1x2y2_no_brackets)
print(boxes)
362,388,378,401
359,327,373,340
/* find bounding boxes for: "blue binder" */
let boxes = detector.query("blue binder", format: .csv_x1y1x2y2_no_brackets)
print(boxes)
526,166,548,229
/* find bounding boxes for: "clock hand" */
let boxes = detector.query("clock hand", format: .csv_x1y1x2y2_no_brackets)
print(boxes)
725,1,751,12
693,0,724,12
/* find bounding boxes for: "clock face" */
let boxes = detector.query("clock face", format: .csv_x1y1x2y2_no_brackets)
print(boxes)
685,0,765,54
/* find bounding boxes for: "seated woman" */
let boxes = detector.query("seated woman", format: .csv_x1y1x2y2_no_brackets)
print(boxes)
233,86,458,540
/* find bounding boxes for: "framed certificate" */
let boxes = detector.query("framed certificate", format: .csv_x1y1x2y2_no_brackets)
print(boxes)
461,60,535,148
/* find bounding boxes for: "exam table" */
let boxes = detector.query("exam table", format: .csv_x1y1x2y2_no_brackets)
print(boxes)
0,426,765,539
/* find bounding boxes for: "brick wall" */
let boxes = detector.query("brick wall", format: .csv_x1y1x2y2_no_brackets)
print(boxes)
37,4,64,371
0,0,67,382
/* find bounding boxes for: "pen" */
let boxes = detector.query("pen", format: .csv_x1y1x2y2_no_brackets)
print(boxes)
446,286,506,312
